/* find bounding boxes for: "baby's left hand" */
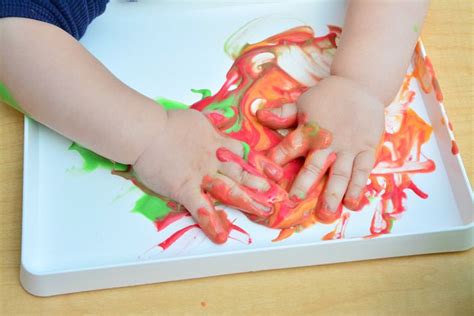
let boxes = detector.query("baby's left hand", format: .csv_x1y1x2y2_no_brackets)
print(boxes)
257,75,385,221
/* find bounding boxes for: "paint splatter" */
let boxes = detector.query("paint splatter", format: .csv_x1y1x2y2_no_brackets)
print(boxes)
70,18,437,247
451,140,459,155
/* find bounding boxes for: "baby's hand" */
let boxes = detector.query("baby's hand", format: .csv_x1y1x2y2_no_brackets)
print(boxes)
257,75,385,221
132,109,282,243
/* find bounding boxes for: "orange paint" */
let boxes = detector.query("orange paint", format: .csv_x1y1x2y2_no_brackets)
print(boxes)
413,42,444,102
133,23,436,245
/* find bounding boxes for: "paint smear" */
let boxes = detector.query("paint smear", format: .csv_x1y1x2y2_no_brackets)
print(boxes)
70,17,438,247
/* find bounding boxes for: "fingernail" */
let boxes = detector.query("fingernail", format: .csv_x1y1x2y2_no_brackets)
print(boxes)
316,198,343,224
324,196,338,213
259,180,271,192
265,164,283,181
290,191,306,202
344,191,362,210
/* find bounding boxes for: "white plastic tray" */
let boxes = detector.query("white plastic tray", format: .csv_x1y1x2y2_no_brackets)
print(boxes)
19,0,473,296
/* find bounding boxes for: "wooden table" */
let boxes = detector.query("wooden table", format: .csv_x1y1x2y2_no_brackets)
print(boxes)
1,1,472,314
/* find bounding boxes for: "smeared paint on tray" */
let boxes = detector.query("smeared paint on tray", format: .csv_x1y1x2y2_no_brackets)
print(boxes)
70,18,438,248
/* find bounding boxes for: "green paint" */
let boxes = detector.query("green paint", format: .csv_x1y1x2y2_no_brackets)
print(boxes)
224,113,243,133
0,81,25,113
69,142,128,172
132,194,171,221
294,191,306,200
155,97,188,110
413,24,419,33
191,88,212,100
305,122,319,137
207,94,236,118
241,142,250,161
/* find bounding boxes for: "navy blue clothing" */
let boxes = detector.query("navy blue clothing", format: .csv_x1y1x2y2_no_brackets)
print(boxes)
0,0,109,39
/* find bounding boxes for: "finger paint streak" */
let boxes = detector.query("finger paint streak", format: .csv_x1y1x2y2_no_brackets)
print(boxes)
158,224,199,250
71,19,436,245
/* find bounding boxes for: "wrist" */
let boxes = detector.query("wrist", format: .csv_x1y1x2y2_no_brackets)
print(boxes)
327,73,388,107
123,99,169,166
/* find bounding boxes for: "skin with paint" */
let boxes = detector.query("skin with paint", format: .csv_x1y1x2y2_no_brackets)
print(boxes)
150,13,436,243
255,1,430,222
0,1,437,247
0,17,283,244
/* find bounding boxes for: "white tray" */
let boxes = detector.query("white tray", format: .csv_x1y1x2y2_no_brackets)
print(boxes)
19,0,473,296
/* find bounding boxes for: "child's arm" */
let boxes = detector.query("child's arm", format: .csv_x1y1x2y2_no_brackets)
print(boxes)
332,0,429,105
0,18,276,243
0,18,165,164
257,0,429,219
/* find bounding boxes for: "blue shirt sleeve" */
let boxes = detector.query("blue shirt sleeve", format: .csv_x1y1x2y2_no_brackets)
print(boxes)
0,0,109,39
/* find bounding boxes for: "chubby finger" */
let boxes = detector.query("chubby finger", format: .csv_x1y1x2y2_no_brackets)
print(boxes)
221,139,245,158
247,150,284,181
256,103,298,129
267,128,309,165
181,186,232,244
316,152,354,222
202,174,271,217
218,161,270,192
289,149,336,199
217,145,284,182
343,150,376,210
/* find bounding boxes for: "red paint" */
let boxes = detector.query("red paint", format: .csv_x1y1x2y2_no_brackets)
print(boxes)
300,152,337,198
256,108,297,129
155,212,190,231
123,26,437,246
196,207,231,244
215,147,287,203
451,140,459,155
322,212,350,240
157,216,251,250
315,199,343,224
408,181,429,199
267,123,332,166
158,224,199,250
202,175,271,217
216,147,284,183
231,224,253,244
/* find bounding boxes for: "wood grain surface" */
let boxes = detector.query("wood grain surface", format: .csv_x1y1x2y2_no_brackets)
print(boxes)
1,0,472,314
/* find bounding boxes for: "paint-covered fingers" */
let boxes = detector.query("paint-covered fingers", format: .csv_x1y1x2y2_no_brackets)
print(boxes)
221,138,246,159
216,143,284,182
256,103,298,129
343,150,376,210
267,121,333,166
202,175,271,217
247,151,284,181
219,161,270,192
180,187,231,244
316,153,354,223
267,127,309,165
289,149,336,199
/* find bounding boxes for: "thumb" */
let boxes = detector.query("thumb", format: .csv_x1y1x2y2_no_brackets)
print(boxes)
256,103,297,129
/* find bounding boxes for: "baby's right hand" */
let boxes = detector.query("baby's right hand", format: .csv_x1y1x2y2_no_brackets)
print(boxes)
132,109,283,244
